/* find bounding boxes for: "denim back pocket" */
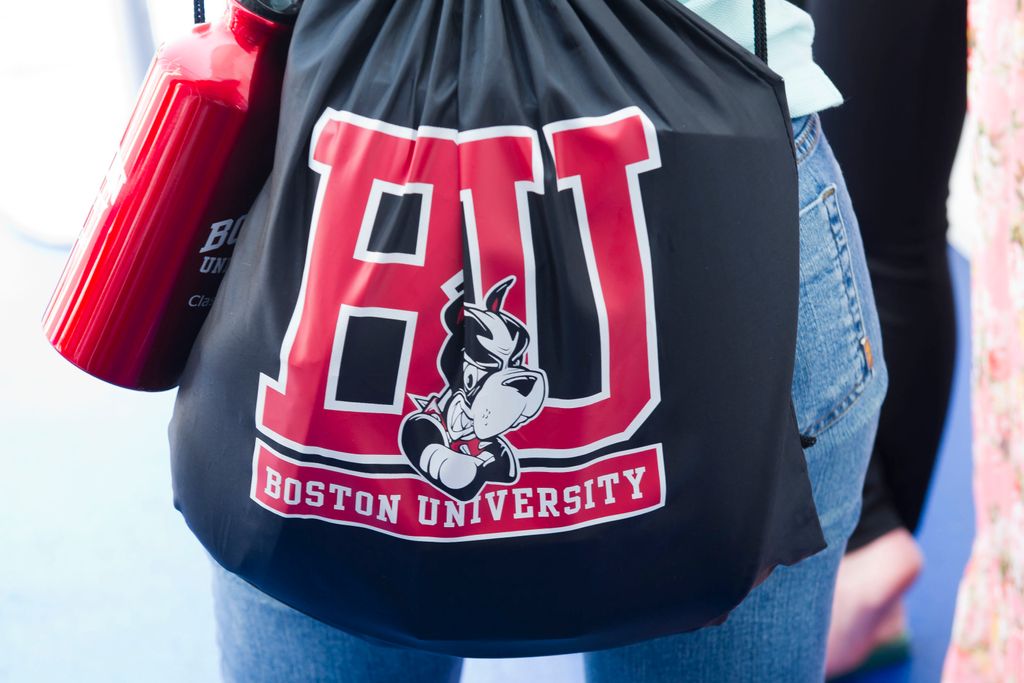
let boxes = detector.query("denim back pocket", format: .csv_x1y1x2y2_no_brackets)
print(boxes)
792,183,875,437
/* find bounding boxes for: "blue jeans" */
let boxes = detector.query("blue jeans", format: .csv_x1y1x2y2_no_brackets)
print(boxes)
210,113,888,683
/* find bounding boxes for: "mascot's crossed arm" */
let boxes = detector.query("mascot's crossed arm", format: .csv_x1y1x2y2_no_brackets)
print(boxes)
399,278,548,502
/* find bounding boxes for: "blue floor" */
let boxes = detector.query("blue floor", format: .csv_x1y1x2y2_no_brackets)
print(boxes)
841,248,975,683
0,227,973,682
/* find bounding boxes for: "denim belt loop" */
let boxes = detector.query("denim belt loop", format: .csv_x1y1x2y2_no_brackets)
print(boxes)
794,113,822,166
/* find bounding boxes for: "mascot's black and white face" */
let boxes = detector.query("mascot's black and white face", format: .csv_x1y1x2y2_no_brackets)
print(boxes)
445,280,546,440
399,276,548,501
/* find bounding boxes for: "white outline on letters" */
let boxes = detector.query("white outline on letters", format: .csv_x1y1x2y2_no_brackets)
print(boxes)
323,305,417,414
257,107,662,466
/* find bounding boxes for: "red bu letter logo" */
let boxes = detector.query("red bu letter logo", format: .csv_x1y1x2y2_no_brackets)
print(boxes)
257,107,661,493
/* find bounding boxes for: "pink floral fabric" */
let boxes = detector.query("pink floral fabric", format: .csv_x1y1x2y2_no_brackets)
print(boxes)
944,1,1024,681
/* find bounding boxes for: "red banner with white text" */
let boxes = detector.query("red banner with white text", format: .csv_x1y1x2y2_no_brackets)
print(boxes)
251,440,665,542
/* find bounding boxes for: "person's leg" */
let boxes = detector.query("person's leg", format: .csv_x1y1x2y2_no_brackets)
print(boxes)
806,0,966,674
810,0,964,555
585,114,888,682
211,561,464,683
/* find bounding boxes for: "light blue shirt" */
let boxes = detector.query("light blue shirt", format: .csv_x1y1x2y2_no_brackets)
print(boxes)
683,0,842,118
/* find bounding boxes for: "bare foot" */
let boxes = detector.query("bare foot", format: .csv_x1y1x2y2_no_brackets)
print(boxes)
874,600,908,645
825,528,923,678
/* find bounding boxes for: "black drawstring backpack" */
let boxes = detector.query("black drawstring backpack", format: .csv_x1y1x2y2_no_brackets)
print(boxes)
170,0,826,657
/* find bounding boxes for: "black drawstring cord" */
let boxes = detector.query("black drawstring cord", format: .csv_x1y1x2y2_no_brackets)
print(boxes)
194,0,205,24
753,0,768,63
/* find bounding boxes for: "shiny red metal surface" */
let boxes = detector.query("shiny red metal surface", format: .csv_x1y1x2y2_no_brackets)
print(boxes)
43,1,292,391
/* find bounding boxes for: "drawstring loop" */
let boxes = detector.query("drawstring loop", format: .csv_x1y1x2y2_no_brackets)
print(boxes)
753,0,767,63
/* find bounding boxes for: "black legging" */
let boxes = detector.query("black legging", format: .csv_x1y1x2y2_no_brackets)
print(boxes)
805,0,966,551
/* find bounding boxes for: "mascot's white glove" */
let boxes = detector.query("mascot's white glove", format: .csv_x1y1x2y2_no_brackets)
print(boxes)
420,444,494,491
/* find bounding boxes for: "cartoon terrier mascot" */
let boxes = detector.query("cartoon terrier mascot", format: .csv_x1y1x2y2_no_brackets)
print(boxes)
400,277,547,501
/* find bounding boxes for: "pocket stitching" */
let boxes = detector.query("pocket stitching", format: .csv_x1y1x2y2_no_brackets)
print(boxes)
801,185,874,437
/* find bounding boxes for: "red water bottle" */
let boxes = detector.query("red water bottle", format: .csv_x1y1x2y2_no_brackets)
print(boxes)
43,0,299,391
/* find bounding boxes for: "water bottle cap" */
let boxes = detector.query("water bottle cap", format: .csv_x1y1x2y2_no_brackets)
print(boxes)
236,0,301,25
